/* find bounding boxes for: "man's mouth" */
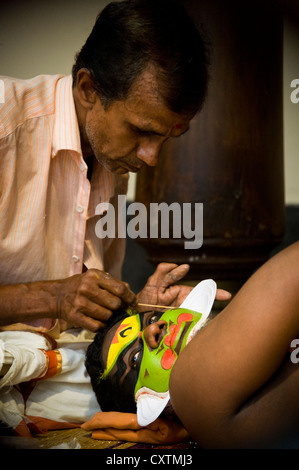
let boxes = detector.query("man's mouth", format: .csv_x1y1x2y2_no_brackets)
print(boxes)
127,164,143,172
119,161,143,173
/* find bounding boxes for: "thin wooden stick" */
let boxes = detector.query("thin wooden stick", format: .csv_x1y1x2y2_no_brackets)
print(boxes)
137,302,171,310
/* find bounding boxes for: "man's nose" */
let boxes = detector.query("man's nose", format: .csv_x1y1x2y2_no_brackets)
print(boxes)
136,141,163,167
143,320,167,349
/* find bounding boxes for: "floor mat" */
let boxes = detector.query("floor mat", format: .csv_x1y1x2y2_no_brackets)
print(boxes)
35,427,199,450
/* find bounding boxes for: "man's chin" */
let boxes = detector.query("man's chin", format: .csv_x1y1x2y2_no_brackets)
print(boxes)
95,158,130,175
112,166,130,174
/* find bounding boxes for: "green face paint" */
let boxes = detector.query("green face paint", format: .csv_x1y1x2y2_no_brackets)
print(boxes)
134,308,202,395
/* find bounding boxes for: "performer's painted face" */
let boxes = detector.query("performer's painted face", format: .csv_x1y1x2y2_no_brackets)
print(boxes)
100,308,203,400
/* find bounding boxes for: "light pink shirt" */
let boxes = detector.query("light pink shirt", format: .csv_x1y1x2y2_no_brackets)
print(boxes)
0,74,128,333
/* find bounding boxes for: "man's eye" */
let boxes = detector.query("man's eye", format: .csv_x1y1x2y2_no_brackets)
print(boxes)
130,125,147,136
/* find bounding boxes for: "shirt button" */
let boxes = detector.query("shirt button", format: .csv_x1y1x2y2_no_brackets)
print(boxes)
76,205,84,213
79,163,85,172
72,255,80,263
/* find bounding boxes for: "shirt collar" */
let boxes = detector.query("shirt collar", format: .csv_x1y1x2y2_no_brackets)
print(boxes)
52,75,82,157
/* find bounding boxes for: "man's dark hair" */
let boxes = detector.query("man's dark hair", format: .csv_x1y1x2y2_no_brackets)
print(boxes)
72,0,209,113
85,310,138,413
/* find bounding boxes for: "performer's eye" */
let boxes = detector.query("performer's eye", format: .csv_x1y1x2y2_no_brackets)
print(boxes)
131,350,141,369
149,314,160,324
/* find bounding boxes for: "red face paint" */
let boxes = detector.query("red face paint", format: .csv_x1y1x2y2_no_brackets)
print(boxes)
164,313,193,348
162,313,193,369
161,348,176,370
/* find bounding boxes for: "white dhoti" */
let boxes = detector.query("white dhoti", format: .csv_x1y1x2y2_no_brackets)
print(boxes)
0,329,100,436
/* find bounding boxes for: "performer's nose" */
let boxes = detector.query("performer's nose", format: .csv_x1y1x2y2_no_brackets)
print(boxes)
143,320,167,349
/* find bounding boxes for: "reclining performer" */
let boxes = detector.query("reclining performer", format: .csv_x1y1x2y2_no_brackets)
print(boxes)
0,262,228,441
85,242,299,448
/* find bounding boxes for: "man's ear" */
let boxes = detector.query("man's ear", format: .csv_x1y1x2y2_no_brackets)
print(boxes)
75,68,98,110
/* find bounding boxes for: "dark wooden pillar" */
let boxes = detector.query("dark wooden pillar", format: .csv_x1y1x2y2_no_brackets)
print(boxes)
135,0,285,282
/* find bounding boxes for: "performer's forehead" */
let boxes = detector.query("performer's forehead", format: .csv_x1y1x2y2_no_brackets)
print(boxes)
101,311,156,374
102,315,138,373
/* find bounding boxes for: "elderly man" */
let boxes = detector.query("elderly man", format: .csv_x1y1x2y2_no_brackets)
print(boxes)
0,0,214,336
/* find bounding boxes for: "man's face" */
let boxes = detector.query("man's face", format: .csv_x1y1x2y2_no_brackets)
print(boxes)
83,66,191,174
101,308,203,400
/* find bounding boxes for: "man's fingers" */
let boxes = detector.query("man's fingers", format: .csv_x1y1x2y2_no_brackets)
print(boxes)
57,271,136,331
165,264,190,283
148,263,190,287
215,289,232,301
70,310,108,332
69,298,115,331
92,287,124,310
89,269,136,305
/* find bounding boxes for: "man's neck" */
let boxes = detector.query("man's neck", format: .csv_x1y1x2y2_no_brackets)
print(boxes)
72,85,94,161
85,155,94,181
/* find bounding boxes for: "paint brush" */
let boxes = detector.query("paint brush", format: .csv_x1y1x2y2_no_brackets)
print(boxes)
137,303,171,310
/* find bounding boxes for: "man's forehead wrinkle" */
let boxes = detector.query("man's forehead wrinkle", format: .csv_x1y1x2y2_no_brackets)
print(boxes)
130,63,161,94
123,99,173,136
122,66,189,134
125,67,162,107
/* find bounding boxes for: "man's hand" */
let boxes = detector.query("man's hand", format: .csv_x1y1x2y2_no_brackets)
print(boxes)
137,263,231,310
56,269,136,331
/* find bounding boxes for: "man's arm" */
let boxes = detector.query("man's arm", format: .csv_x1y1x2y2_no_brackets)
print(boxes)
0,269,136,331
